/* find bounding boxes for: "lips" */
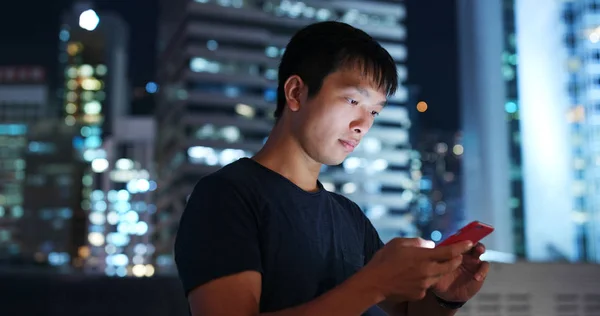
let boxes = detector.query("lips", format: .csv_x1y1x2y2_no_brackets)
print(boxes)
339,139,358,152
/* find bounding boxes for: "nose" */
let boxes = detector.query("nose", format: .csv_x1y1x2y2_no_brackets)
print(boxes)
350,113,372,134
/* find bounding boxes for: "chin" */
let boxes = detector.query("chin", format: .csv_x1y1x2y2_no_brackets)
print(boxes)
320,155,348,166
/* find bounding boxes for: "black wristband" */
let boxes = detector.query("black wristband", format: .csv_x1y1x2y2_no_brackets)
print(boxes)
433,293,466,309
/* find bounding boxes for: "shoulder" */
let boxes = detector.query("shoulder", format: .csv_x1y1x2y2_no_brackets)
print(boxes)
198,158,253,184
328,191,367,220
181,160,268,225
177,159,264,241
190,158,258,199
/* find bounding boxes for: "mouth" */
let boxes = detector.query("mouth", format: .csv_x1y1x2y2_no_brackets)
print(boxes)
339,139,357,152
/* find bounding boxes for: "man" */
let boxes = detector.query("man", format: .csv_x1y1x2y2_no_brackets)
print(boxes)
174,21,489,316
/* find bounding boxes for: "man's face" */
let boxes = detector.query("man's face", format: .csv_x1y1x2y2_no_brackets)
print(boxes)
292,66,387,166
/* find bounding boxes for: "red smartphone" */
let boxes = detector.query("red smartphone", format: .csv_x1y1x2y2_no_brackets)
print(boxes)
437,221,494,247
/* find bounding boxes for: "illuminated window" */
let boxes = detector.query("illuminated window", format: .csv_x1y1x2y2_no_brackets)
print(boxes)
206,40,218,51
187,146,251,166
59,29,70,42
190,58,221,73
96,65,107,76
78,65,94,77
265,46,279,58
0,230,10,242
81,78,103,91
67,43,81,56
11,206,23,218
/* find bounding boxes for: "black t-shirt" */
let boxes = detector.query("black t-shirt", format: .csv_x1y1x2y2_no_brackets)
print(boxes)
174,158,386,315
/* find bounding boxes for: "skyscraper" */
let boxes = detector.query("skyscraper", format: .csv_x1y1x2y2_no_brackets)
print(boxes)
458,0,600,262
57,3,154,274
0,66,48,265
456,0,514,255
22,120,88,272
57,2,129,153
89,116,157,277
501,0,526,258
154,0,414,273
516,0,600,262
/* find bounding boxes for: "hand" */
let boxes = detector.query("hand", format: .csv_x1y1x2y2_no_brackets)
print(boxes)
360,237,474,302
430,242,490,302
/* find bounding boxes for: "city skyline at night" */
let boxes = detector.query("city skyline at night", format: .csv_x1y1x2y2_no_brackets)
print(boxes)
0,1,600,315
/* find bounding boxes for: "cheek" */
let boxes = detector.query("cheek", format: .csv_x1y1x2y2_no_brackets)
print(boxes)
302,100,346,139
311,108,342,135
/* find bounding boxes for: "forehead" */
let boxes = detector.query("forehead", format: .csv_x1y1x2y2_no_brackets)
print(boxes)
325,66,387,95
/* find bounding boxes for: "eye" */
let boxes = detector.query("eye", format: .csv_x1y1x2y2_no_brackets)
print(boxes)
346,98,359,105
371,111,380,117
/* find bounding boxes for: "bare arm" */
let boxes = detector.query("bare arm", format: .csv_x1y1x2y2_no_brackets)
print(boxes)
188,269,383,316
377,294,460,316
405,292,459,316
377,300,407,316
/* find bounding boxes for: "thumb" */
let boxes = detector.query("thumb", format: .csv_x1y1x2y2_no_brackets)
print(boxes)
396,237,435,249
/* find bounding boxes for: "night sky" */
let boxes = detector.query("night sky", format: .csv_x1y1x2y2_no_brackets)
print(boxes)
0,0,458,131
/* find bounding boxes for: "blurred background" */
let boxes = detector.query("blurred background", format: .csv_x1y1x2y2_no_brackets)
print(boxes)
1,0,599,315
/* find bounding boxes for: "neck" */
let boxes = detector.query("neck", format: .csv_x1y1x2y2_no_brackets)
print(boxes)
252,120,322,192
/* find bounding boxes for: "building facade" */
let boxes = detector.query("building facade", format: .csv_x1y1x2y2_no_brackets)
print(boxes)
0,66,49,266
457,0,513,255
86,117,157,277
57,3,158,275
22,120,88,272
154,0,414,273
516,0,600,262
501,0,526,258
459,0,600,262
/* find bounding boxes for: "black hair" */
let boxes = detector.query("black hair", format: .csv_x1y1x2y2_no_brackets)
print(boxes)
275,21,398,119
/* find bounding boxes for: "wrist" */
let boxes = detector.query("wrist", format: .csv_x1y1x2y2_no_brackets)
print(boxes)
428,290,466,310
347,268,387,306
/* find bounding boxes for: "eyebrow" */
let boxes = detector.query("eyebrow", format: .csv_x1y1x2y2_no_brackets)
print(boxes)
345,85,387,106
354,86,370,98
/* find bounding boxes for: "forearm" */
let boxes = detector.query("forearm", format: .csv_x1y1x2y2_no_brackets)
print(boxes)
406,292,459,316
261,271,383,316
377,299,407,316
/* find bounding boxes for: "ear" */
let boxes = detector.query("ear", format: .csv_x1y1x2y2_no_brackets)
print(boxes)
283,75,305,113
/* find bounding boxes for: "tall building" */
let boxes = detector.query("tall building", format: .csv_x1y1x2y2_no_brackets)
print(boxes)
0,66,48,265
86,117,157,277
516,0,600,262
57,3,156,275
22,120,88,272
456,0,513,255
501,0,526,258
57,2,129,153
458,0,600,262
155,0,414,273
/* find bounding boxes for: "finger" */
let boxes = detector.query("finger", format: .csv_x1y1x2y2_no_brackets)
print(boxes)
474,261,490,282
477,243,486,253
396,237,435,249
433,254,463,276
472,243,486,260
423,256,463,288
471,243,485,255
465,243,486,260
420,239,436,249
428,241,473,261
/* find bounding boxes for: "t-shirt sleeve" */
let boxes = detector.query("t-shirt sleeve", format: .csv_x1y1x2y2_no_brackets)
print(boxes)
363,215,384,265
174,175,262,296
